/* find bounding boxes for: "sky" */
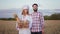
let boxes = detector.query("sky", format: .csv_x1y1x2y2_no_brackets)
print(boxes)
0,0,60,9
0,0,60,18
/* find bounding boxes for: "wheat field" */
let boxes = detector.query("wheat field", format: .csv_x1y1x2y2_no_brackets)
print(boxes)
0,20,60,34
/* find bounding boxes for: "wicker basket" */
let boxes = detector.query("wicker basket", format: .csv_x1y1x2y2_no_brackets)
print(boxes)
18,20,29,28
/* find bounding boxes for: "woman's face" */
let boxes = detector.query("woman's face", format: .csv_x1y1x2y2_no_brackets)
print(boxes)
23,9,28,15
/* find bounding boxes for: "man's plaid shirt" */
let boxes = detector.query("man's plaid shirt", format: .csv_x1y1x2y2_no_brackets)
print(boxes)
31,12,44,32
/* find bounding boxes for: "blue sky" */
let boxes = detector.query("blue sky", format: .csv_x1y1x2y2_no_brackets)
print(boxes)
0,0,60,9
0,0,60,18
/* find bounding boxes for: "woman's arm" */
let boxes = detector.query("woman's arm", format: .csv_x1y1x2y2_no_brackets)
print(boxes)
14,13,21,23
16,17,21,23
14,14,23,28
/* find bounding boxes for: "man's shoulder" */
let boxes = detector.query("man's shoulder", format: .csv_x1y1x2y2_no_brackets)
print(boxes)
30,11,43,15
38,11,43,15
38,11,42,14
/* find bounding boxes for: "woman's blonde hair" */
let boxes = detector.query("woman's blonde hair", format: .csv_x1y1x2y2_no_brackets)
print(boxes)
22,9,29,15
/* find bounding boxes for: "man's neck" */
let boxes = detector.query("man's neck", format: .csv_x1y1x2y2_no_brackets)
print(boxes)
34,11,38,13
33,9,38,12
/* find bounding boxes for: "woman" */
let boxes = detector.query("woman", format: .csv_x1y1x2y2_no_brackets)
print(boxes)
14,6,32,34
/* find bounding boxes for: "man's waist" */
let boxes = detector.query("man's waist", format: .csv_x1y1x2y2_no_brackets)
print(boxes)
31,27,41,29
31,29,42,32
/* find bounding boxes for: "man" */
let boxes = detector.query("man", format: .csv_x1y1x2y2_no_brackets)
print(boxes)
31,3,44,34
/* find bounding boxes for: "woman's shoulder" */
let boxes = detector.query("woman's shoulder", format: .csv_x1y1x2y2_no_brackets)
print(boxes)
25,15,32,20
26,15,32,21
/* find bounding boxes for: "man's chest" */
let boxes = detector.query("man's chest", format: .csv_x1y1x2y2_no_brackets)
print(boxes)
32,13,40,20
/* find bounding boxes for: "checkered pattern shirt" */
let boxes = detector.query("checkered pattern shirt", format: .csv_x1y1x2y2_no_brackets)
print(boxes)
31,12,44,32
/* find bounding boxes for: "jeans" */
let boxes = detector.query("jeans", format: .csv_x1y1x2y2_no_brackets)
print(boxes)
31,31,42,34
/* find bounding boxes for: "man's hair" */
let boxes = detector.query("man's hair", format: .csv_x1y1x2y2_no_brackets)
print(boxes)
32,3,38,7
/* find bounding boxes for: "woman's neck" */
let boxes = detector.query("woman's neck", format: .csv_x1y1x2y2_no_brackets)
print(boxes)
23,14,28,16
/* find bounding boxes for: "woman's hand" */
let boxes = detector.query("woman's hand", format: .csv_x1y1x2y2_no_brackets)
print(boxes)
18,23,23,28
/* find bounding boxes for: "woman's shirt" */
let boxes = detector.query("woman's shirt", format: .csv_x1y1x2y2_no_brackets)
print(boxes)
16,15,32,30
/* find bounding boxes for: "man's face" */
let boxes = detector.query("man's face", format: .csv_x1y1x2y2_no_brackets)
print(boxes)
33,5,38,11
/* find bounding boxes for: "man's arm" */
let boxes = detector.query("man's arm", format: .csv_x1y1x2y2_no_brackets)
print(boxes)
39,12,44,34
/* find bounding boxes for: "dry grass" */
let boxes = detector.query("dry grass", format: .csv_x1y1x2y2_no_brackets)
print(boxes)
45,20,60,34
0,20,60,34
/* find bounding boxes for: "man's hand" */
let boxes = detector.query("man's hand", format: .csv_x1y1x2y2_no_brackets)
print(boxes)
42,26,44,34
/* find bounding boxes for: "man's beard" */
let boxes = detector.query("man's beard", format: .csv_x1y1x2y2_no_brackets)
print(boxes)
33,9,38,12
